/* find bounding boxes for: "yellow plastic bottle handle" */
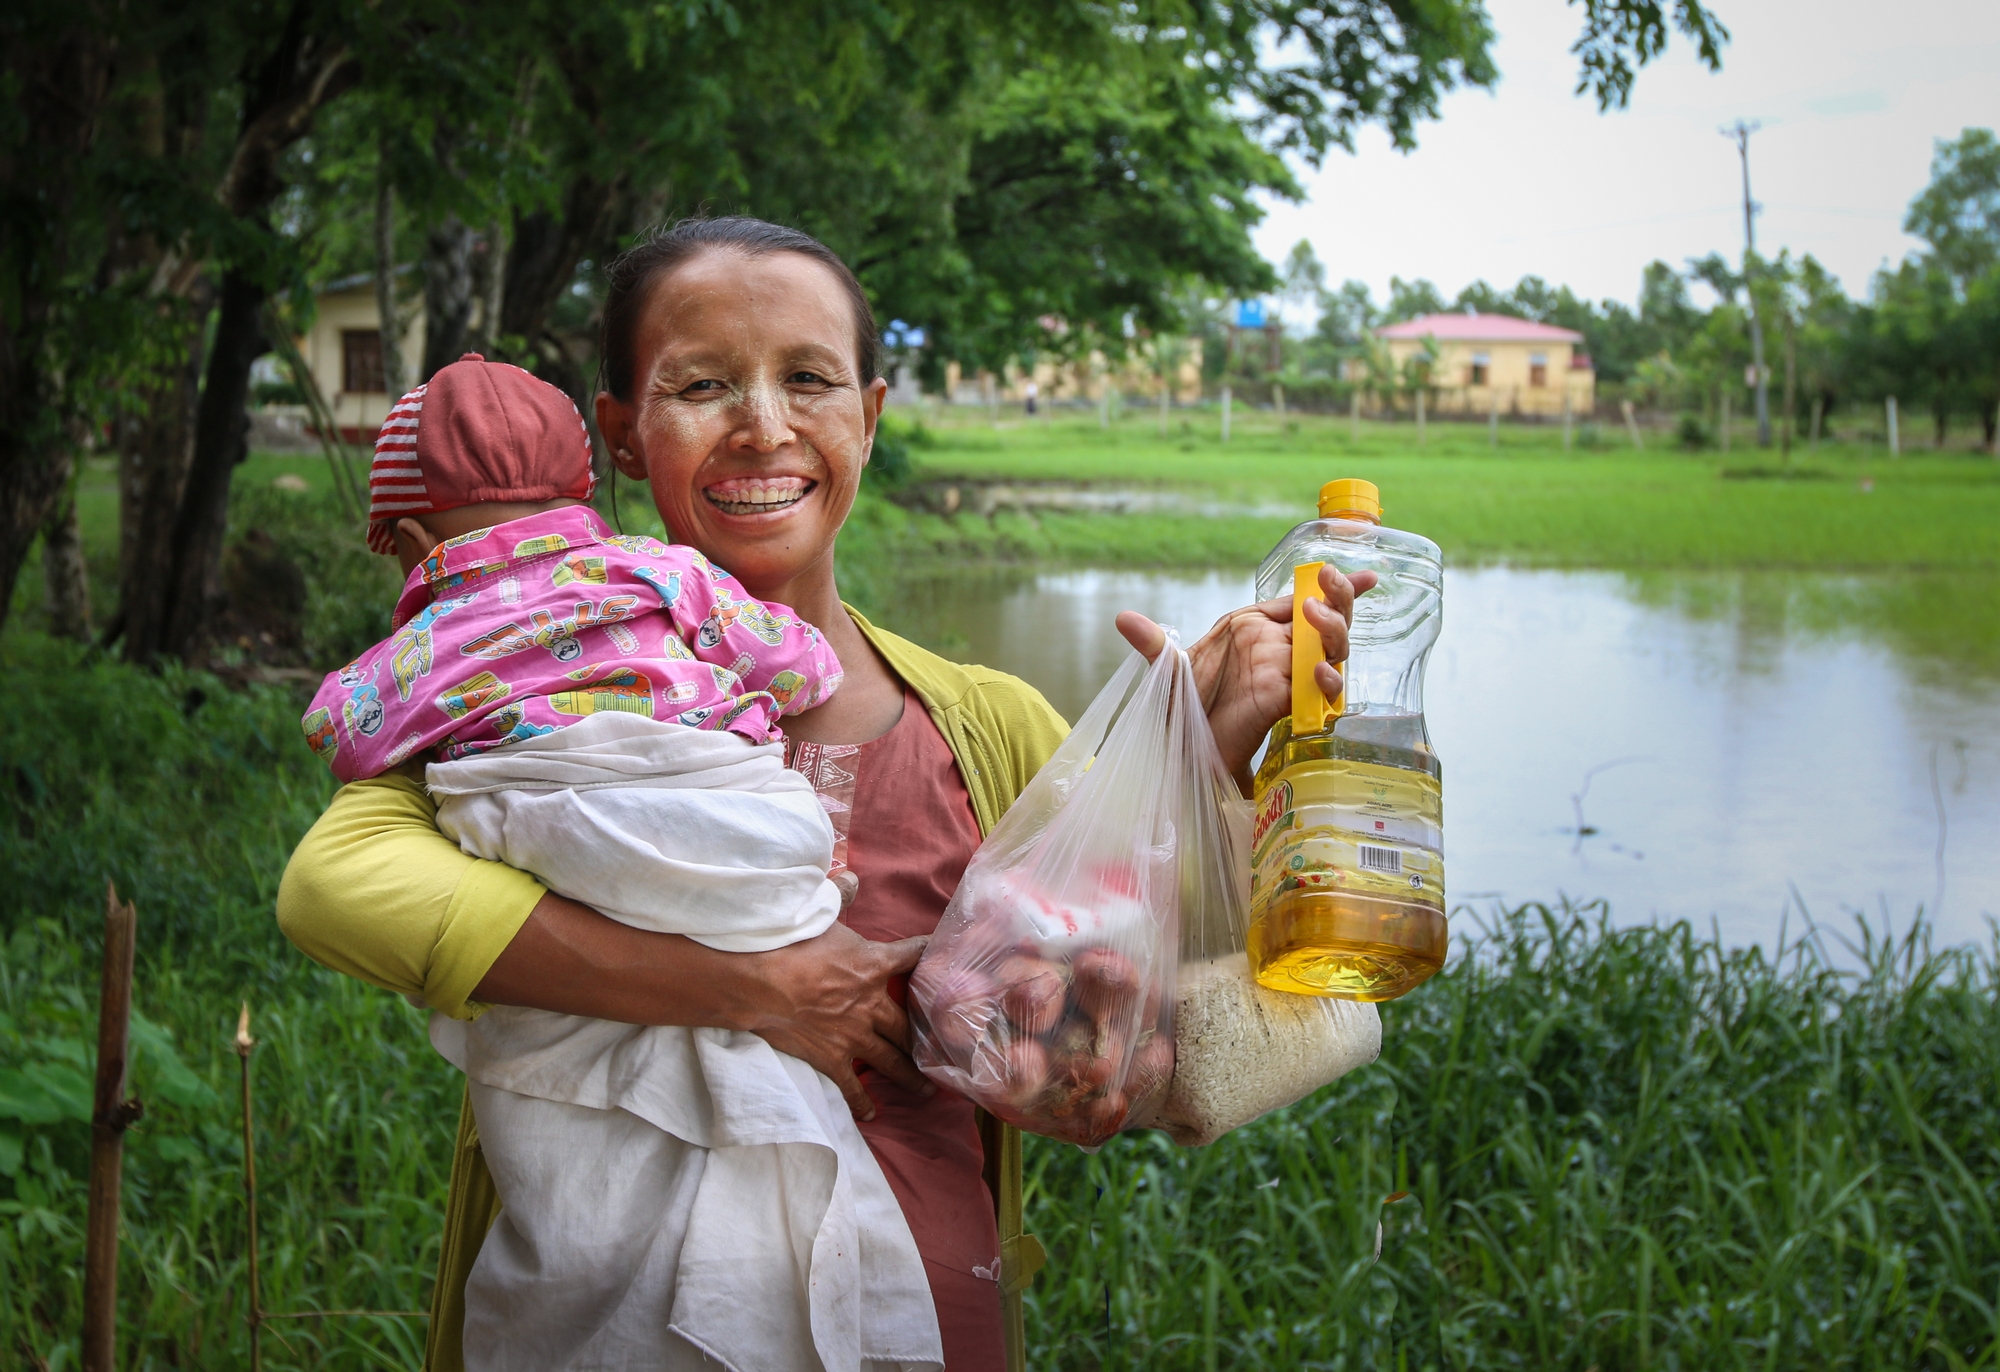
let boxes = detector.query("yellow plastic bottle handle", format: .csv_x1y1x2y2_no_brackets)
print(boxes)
1292,562,1343,733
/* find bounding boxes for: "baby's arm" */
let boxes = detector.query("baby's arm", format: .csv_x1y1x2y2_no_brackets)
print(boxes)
653,554,842,714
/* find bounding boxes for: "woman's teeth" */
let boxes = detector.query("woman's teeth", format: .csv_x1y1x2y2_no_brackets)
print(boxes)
705,478,809,515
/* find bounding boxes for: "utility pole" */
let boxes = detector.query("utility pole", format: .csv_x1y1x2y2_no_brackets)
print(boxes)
1722,120,1771,447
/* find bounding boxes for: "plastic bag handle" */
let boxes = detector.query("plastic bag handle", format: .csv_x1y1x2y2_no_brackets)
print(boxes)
1291,562,1342,733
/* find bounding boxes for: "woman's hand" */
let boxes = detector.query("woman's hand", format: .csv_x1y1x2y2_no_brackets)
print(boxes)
472,893,931,1121
1116,563,1378,795
739,922,933,1120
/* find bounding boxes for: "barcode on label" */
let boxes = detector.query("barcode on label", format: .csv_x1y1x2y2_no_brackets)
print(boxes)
1358,843,1402,875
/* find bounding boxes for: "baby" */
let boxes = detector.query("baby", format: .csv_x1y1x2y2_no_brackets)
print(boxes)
302,354,941,1372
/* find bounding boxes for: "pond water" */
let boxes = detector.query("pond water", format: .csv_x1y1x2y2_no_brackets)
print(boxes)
887,566,2000,951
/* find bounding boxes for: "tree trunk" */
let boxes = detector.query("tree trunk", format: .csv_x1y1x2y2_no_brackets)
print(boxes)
114,323,204,651
41,474,92,641
124,11,358,660
127,271,267,662
374,135,406,397
423,214,479,380
0,29,113,635
500,173,626,406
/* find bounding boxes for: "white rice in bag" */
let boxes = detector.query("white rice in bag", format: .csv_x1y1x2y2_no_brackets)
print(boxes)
1154,952,1382,1147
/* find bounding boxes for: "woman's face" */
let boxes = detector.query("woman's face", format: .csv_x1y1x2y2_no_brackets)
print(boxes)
596,250,886,600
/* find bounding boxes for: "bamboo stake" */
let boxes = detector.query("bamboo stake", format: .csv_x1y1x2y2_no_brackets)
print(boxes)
236,1003,264,1372
83,883,141,1372
1622,399,1644,451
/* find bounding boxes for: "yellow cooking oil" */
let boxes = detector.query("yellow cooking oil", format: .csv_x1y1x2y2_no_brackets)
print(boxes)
1247,480,1447,1001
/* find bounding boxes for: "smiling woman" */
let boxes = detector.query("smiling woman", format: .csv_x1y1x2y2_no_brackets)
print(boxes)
275,216,1370,1372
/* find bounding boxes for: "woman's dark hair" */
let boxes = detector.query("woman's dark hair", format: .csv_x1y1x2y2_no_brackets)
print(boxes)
599,216,882,400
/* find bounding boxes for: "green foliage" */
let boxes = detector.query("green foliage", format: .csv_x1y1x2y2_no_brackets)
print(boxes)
1026,903,2000,1368
0,631,454,1369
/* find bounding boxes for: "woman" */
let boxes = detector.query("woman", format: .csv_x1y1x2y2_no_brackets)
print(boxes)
276,216,1372,1372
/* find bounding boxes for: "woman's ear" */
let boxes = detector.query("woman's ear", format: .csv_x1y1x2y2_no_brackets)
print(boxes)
595,391,648,480
858,376,887,467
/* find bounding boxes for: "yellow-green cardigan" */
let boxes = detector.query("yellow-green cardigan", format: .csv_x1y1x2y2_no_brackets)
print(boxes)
277,610,1066,1371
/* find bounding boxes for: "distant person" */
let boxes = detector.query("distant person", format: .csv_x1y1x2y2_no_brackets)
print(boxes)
1023,378,1038,415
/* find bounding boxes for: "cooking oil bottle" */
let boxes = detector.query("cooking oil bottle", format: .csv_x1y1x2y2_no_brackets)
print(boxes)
1248,479,1446,1002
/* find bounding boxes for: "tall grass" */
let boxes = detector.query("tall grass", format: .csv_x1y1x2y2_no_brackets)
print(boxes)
1025,904,2000,1370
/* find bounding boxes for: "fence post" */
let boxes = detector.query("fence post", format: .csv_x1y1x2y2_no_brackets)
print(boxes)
236,1004,264,1372
1488,387,1499,448
1810,394,1824,450
1274,382,1286,418
1886,396,1900,458
1415,388,1426,446
1350,387,1361,443
1562,390,1573,450
1621,399,1644,451
1220,386,1232,443
83,884,141,1372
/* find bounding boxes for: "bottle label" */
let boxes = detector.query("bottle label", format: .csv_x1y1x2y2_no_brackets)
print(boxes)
1252,757,1444,911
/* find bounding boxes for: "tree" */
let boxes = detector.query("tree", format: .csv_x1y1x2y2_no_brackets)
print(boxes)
1905,128,2000,284
1385,277,1447,322
0,0,1737,648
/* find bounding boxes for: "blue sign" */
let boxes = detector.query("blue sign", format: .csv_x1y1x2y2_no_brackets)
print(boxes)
1234,299,1267,329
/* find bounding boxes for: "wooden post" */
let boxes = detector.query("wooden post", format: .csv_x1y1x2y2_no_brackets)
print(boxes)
1415,387,1426,446
1488,386,1499,448
1220,386,1232,443
236,1003,264,1372
1887,396,1900,458
1810,394,1824,450
1349,385,1360,443
83,884,141,1372
1562,389,1573,450
1621,399,1644,451
1274,382,1286,418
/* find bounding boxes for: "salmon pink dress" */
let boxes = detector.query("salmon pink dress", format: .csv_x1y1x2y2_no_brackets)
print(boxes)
793,687,1005,1371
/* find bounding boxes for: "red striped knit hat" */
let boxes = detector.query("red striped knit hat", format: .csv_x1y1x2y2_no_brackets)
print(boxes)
366,353,597,553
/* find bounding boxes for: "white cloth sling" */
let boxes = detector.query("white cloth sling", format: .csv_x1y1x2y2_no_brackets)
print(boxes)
426,713,942,1372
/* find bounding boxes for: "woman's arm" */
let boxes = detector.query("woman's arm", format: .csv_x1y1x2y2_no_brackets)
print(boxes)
473,897,930,1119
277,773,929,1119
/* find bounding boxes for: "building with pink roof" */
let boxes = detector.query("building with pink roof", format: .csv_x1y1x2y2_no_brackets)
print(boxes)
1370,313,1594,418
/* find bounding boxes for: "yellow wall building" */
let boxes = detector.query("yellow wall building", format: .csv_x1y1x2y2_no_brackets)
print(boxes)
1376,313,1594,417
297,276,426,440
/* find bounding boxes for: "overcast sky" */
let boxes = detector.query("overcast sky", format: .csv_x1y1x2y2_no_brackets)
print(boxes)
1251,0,2000,314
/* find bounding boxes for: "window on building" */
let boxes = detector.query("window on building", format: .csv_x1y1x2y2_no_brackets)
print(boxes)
1469,351,1490,387
342,329,386,394
1528,352,1548,388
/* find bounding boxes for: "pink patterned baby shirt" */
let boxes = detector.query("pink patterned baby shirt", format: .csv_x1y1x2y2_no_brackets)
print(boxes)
302,506,842,783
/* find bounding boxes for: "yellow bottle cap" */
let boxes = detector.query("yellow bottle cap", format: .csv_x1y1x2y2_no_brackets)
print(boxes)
1318,478,1381,523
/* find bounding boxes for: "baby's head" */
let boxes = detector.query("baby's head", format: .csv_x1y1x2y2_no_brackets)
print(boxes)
367,353,598,576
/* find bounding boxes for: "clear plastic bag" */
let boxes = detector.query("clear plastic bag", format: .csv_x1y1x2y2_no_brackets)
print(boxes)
910,639,1213,1146
911,633,1383,1149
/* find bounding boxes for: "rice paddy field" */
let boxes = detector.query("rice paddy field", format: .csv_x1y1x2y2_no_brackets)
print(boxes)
6,411,2000,1367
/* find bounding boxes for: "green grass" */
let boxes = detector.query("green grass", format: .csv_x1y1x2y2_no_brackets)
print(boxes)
6,639,1998,1368
859,410,2000,574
